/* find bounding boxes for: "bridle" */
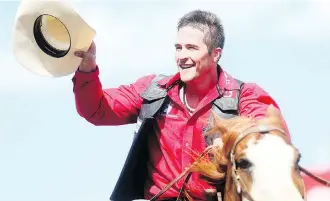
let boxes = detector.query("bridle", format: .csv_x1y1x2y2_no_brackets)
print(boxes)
150,123,330,201
230,124,293,201
230,123,330,201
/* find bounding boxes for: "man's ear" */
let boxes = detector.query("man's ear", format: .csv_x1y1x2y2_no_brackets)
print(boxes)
212,47,222,63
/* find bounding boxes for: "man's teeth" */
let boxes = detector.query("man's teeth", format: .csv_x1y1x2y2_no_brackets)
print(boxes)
181,65,194,68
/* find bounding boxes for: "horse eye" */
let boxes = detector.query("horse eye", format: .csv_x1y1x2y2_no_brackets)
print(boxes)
236,159,252,170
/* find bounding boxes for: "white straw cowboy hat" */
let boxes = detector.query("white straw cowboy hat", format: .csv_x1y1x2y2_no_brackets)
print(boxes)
12,0,96,77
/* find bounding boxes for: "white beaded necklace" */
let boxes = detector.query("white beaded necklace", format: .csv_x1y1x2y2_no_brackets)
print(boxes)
180,85,195,114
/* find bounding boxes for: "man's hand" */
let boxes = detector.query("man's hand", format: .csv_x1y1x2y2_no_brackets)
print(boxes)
213,138,223,148
206,137,223,152
74,41,97,72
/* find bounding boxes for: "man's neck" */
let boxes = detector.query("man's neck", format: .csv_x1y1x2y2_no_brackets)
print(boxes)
183,67,219,109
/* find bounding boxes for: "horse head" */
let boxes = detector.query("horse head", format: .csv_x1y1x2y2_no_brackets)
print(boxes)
193,105,306,201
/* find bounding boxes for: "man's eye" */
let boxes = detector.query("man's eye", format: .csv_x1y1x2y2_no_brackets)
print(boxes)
187,46,197,50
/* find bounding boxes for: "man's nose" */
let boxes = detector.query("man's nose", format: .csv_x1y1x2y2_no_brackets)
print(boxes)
177,48,189,60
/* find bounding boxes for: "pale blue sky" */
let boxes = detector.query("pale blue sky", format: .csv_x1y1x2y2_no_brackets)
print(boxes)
1,1,329,201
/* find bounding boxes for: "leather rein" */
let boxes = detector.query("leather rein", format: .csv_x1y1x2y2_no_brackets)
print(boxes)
150,124,330,201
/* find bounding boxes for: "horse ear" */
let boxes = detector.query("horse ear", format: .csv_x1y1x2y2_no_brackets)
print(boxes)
265,104,281,119
265,104,284,128
211,111,228,135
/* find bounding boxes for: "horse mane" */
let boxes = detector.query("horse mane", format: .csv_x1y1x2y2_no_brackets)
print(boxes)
192,108,287,184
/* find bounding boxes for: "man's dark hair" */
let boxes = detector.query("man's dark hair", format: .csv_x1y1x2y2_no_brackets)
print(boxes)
177,10,225,53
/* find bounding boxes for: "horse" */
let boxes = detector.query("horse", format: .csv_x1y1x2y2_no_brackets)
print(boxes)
191,105,306,201
150,105,329,201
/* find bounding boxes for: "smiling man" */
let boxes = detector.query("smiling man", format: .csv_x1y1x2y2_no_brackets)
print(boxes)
72,10,290,201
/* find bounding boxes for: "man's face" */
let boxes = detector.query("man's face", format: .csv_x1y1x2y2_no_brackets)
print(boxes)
175,26,218,83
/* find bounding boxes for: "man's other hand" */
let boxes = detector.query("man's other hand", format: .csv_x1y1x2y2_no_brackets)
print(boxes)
74,41,97,72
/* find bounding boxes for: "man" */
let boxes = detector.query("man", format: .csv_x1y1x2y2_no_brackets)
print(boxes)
72,10,290,201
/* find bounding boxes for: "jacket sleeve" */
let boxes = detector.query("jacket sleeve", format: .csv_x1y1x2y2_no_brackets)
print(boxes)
72,67,156,126
238,83,291,140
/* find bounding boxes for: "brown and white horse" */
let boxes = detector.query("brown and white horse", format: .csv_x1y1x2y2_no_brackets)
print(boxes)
192,105,306,201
